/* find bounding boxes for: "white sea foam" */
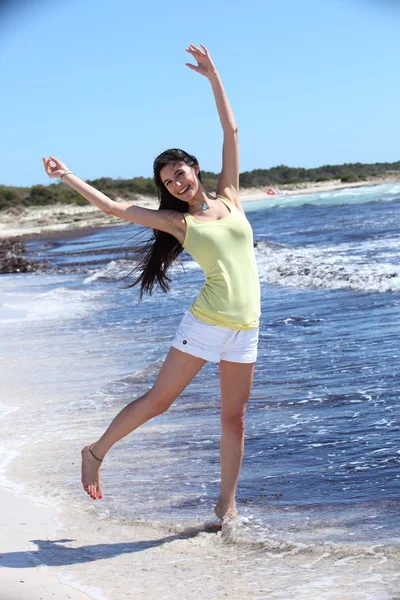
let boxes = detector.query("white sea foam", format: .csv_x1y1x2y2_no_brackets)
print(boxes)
255,239,400,292
83,260,134,284
1,287,107,323
57,574,109,600
0,402,19,420
83,257,200,285
0,448,23,491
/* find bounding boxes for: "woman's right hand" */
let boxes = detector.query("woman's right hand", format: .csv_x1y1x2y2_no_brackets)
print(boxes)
42,156,69,179
185,44,217,79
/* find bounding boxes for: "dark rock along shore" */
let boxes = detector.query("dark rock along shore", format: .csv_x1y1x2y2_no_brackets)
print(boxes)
0,239,43,274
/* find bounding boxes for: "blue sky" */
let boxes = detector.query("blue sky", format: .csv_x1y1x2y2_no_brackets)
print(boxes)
1,0,400,187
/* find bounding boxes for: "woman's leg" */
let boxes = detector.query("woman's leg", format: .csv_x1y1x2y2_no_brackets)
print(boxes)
215,360,255,520
82,347,206,499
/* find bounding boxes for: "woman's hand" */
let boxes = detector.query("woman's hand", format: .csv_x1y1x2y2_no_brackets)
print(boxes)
185,44,217,79
42,156,70,179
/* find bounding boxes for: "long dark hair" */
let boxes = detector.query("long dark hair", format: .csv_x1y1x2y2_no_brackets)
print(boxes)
127,148,201,300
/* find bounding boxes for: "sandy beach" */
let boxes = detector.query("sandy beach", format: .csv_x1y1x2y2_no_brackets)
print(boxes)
1,484,399,600
0,488,91,599
0,176,398,240
0,482,249,600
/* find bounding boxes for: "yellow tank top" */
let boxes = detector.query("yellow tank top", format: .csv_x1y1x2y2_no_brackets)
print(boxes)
182,195,260,330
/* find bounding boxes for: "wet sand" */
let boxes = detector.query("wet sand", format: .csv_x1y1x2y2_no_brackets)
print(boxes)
0,487,90,599
1,484,399,600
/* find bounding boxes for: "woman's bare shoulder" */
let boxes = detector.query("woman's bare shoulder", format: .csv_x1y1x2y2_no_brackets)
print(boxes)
216,186,245,214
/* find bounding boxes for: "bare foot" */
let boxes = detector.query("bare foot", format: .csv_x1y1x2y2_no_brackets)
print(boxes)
214,498,237,521
81,445,103,500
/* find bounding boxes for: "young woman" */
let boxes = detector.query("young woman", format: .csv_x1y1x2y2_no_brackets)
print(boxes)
43,44,261,521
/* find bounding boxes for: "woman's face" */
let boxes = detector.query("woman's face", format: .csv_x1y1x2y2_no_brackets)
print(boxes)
160,162,200,201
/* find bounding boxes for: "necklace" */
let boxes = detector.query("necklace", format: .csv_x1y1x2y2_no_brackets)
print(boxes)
189,200,209,214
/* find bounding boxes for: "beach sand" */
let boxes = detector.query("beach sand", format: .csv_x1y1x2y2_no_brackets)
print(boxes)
1,483,399,600
0,482,269,600
0,487,90,599
0,176,398,240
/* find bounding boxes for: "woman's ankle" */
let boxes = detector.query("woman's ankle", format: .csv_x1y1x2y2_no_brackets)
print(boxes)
214,496,237,520
90,441,106,461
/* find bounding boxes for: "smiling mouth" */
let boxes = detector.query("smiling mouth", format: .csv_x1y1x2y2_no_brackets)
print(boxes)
178,186,190,195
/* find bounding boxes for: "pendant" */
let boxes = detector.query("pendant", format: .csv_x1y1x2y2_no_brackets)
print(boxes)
201,202,209,211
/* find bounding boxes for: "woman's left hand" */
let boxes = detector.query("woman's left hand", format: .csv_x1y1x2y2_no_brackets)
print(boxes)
42,156,69,179
185,44,217,78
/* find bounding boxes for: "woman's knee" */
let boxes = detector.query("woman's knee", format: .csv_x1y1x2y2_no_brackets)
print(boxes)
221,412,246,436
143,388,177,418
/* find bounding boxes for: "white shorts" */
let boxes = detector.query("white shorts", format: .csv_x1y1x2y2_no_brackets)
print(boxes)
171,311,259,363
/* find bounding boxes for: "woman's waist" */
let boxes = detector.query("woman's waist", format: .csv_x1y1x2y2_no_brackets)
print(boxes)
194,282,260,315
189,301,260,330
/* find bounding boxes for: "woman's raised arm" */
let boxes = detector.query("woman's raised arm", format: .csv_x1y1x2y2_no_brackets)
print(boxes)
42,156,184,238
186,44,242,212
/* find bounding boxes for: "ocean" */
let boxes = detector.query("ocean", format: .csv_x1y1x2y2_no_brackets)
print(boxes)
1,182,399,599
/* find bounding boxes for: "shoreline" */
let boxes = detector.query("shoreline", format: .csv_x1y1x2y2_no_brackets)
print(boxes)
1,176,398,242
1,480,399,600
240,175,400,201
0,486,91,600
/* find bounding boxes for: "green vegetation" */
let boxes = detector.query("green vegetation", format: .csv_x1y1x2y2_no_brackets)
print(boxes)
0,183,85,211
1,160,399,211
239,161,400,187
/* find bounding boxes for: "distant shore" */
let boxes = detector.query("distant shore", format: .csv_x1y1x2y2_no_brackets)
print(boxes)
0,175,398,242
240,174,400,201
